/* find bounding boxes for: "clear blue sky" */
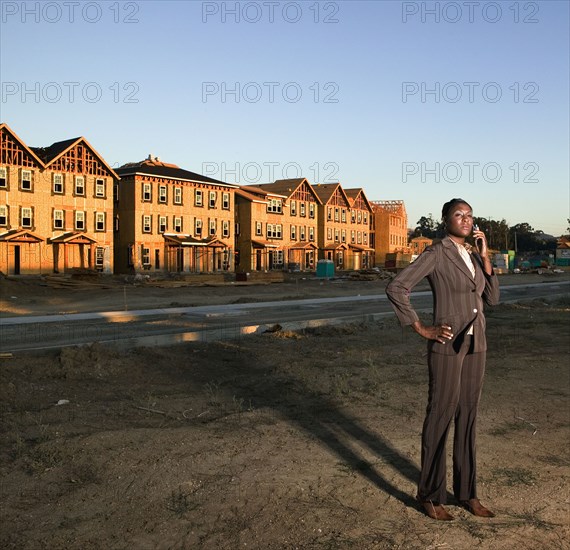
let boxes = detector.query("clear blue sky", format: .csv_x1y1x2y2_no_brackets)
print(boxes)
1,0,568,235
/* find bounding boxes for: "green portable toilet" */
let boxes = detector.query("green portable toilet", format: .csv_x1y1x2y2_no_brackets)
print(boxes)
316,259,334,278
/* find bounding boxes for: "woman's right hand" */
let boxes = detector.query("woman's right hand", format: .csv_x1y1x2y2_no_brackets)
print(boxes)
411,321,454,344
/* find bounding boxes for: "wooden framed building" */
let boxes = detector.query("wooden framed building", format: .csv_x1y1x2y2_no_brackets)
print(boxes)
409,235,433,256
114,157,238,274
344,187,374,270
235,178,321,272
370,200,411,266
0,123,118,275
313,183,353,269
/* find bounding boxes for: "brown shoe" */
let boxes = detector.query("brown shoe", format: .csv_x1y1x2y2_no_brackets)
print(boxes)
461,498,495,518
416,495,454,521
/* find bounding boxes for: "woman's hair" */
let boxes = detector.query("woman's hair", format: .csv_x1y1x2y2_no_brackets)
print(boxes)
441,198,472,222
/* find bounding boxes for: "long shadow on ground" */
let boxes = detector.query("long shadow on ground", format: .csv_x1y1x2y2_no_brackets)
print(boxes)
213,336,436,510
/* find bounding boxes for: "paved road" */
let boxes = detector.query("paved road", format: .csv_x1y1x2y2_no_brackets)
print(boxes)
1,281,568,353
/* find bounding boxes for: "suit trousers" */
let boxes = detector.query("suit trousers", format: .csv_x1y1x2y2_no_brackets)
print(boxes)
418,335,486,504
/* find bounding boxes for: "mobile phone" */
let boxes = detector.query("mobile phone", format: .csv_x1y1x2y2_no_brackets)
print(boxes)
473,224,481,251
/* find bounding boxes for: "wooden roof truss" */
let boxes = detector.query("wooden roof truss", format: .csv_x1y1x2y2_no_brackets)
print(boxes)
49,142,112,176
328,188,349,208
351,194,370,212
0,127,42,168
290,181,319,203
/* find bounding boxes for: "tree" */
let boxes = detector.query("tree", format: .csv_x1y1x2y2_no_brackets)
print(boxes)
509,223,556,252
509,223,533,252
412,210,557,253
412,214,440,238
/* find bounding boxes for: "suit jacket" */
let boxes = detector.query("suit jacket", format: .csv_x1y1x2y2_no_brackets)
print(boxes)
385,236,500,355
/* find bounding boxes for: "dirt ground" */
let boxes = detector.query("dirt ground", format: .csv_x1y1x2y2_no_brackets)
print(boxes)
1,272,398,317
0,270,567,316
0,273,569,549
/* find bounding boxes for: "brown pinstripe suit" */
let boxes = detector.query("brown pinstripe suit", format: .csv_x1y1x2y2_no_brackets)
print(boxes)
386,236,500,503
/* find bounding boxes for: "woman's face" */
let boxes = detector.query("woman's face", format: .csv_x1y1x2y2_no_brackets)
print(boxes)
446,202,473,239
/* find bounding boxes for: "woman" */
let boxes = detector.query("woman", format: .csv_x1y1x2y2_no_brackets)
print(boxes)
386,198,500,521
